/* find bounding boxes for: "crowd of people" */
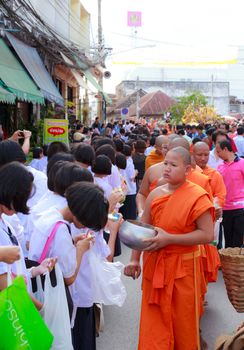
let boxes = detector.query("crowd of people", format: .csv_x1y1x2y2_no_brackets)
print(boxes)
0,116,244,349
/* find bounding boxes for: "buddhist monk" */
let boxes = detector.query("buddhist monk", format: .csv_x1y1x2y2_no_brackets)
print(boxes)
125,147,214,350
193,142,226,212
145,135,168,170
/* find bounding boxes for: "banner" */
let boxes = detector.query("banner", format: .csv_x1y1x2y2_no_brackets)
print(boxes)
43,118,69,145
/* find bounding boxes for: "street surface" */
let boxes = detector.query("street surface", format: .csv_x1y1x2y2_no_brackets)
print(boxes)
97,244,244,350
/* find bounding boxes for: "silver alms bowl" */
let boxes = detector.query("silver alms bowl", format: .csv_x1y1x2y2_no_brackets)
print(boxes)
119,220,156,250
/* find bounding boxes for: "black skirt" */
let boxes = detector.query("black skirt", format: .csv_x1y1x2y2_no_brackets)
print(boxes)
72,306,96,350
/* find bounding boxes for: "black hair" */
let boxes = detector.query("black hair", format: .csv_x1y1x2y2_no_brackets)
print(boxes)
91,155,112,175
47,152,75,177
54,163,93,196
218,140,233,152
237,126,244,135
48,160,68,191
0,162,34,214
206,127,216,136
47,141,70,160
113,138,124,153
212,130,227,143
93,137,115,151
96,144,116,165
66,182,109,231
162,128,168,135
74,144,95,166
123,144,132,157
196,125,204,130
149,136,156,146
177,129,185,136
134,139,146,153
33,147,43,159
42,144,49,157
116,152,126,170
192,137,202,145
0,140,26,167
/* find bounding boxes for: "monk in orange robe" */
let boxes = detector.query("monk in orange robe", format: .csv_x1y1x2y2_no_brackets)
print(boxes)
193,142,226,283
193,142,226,208
125,147,214,350
145,135,168,170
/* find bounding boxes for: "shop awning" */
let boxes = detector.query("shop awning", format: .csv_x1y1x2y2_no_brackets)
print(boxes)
6,33,64,106
73,56,112,105
61,53,90,91
0,85,16,104
0,38,44,105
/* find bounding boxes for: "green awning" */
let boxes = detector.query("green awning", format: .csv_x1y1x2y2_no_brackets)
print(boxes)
0,39,44,105
0,85,16,104
73,56,112,105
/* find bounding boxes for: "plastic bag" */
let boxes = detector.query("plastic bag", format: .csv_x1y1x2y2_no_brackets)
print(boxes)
35,264,73,350
89,250,127,307
0,261,53,350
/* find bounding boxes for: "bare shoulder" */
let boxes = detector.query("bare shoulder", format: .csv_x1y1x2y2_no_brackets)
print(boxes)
147,184,169,202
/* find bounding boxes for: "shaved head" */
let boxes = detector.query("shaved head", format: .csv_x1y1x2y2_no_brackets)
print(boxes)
167,133,178,141
192,141,210,169
168,137,190,151
193,142,209,153
155,135,168,147
167,146,191,165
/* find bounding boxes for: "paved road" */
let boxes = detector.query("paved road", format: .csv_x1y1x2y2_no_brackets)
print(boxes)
97,244,244,350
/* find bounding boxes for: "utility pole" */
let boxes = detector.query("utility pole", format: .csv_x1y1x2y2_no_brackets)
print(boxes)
136,76,140,120
211,74,214,106
97,0,104,122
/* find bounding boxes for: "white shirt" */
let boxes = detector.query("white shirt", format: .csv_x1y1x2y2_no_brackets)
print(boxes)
0,217,27,279
28,208,76,279
70,229,110,307
145,146,155,156
207,149,224,170
26,166,48,208
121,157,136,195
108,164,122,189
94,176,113,199
234,135,244,157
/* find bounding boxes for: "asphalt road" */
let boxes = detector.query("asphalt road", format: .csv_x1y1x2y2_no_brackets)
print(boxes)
97,244,244,350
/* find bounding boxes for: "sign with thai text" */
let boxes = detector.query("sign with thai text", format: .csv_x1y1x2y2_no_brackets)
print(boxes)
43,118,69,145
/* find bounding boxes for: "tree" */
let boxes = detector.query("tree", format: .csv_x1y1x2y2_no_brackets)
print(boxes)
182,104,221,124
169,91,208,124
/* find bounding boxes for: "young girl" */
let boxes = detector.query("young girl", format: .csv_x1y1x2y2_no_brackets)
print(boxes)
0,162,56,308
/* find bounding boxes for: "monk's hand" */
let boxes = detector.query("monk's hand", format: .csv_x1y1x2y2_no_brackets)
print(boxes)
143,227,171,251
124,261,141,279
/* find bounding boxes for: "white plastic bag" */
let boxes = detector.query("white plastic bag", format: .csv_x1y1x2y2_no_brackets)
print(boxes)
89,250,127,307
36,264,73,350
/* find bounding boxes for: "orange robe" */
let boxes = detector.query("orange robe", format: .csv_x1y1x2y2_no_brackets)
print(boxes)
145,150,164,170
138,181,214,350
202,166,226,207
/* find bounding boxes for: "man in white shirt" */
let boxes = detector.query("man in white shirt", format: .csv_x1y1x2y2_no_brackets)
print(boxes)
234,126,244,158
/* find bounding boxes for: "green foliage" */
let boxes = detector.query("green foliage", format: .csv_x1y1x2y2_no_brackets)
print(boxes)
169,91,208,124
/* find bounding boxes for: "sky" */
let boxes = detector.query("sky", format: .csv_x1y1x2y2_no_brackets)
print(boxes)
81,0,244,93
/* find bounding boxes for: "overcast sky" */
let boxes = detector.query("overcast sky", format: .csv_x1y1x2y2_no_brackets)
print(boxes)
81,0,244,92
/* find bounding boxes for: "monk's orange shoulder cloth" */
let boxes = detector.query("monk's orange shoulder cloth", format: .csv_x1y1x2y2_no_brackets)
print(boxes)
145,150,164,170
150,180,214,252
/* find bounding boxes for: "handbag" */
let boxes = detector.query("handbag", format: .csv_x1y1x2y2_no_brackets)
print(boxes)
0,264,53,350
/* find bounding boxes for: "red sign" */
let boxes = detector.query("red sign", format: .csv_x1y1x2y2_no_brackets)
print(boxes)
48,127,65,136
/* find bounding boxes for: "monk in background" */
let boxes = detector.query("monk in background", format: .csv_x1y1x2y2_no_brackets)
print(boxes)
145,135,168,170
137,137,212,216
125,147,214,350
193,142,226,217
